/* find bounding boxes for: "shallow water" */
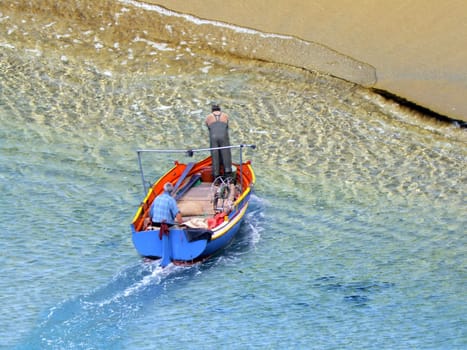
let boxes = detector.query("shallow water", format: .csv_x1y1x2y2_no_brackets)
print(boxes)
1,2,466,349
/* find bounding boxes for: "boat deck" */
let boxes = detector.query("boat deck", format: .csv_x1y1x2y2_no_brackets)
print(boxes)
177,182,216,217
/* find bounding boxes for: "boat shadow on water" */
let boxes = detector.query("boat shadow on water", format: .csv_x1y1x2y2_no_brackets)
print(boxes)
15,196,265,350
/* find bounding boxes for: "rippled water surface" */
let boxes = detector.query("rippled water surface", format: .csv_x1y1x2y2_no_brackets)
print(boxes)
1,2,466,349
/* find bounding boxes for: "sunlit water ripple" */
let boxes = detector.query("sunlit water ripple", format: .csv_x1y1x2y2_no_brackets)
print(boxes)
0,2,466,349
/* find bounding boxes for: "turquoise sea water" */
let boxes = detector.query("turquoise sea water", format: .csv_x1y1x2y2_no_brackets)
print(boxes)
1,2,466,349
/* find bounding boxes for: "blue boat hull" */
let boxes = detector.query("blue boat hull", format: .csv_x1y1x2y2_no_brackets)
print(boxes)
131,201,249,266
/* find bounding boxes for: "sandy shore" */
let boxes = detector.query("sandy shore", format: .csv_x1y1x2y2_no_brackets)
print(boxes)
150,0,467,122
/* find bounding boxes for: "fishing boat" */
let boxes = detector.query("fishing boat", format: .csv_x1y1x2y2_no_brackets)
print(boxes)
130,144,256,267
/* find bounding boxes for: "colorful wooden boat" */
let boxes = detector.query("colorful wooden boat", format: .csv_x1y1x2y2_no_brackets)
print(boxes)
130,144,256,267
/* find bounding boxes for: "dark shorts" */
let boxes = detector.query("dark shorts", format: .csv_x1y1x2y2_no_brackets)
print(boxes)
151,222,174,227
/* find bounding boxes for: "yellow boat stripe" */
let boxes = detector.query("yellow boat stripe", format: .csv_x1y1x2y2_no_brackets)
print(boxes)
211,202,249,240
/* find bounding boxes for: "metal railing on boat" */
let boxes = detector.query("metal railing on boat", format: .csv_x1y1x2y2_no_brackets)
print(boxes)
136,144,256,196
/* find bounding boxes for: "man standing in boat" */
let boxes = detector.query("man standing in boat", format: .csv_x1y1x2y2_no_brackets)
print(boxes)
205,104,232,180
150,182,183,227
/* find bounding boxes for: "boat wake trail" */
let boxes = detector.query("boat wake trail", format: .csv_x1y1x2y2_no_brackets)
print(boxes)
91,262,178,307
15,262,199,350
16,197,264,349
243,194,266,246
